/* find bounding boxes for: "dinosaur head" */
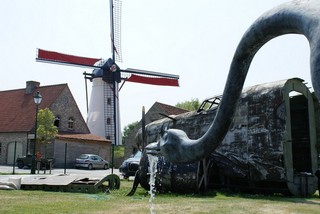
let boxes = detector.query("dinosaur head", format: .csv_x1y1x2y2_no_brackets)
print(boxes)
145,129,192,163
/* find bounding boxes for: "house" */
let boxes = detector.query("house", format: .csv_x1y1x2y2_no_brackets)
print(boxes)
123,102,189,159
0,81,111,167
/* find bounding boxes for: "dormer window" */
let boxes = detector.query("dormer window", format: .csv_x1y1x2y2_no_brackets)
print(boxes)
54,116,60,128
68,117,74,130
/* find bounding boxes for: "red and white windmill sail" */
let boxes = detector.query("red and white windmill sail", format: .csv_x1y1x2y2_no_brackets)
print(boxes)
37,49,180,87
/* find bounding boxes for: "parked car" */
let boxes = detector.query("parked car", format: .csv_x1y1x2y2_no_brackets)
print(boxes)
16,154,54,169
119,151,142,179
75,154,109,170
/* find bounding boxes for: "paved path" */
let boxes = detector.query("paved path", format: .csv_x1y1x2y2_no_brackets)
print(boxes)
0,165,121,183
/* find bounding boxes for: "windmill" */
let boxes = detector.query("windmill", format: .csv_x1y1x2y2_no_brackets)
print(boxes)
36,0,180,148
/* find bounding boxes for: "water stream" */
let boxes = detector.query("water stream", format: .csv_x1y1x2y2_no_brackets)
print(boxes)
148,154,158,214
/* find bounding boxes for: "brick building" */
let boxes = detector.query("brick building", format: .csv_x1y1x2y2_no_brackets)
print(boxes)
0,81,111,167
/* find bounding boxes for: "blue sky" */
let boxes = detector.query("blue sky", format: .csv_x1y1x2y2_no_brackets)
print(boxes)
0,0,310,130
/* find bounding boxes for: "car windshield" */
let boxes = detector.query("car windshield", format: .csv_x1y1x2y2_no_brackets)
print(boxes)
133,151,142,159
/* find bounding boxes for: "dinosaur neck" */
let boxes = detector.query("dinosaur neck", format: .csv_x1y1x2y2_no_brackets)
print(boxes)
187,1,320,163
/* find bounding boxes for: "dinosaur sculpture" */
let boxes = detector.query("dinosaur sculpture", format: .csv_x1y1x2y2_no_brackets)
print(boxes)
146,0,320,163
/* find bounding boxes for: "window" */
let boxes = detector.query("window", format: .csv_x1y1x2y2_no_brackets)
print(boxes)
107,98,112,105
68,117,74,130
0,143,1,156
106,135,111,140
107,118,111,125
54,116,60,128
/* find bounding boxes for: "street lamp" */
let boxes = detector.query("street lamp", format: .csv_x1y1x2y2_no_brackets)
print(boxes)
31,91,42,174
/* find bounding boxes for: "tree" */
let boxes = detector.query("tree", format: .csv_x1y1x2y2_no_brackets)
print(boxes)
175,98,201,111
122,121,139,145
37,108,58,157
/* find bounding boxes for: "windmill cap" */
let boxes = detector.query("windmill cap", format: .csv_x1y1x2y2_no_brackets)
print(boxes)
92,58,120,78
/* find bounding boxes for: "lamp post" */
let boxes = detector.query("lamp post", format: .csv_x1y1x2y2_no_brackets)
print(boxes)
31,91,42,174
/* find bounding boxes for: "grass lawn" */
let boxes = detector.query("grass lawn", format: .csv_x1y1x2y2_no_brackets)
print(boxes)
1,180,320,214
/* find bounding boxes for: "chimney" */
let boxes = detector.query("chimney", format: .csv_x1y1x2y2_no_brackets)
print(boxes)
26,81,40,94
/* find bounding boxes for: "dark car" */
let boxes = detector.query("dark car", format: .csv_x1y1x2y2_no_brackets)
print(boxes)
75,154,109,170
119,151,142,179
16,154,54,169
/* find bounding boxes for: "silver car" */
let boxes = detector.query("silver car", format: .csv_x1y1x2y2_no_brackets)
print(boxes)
75,154,109,170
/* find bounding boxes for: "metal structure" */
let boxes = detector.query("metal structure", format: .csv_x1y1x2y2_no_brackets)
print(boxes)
133,78,319,197
21,174,120,193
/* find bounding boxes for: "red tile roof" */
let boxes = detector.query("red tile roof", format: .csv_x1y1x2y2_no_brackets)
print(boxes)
0,84,67,132
57,133,111,143
154,102,189,115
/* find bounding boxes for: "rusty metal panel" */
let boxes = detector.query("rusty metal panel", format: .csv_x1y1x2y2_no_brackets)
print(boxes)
215,80,287,182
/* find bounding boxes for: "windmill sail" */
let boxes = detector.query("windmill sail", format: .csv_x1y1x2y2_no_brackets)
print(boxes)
112,0,122,63
37,49,102,68
36,49,179,86
126,74,179,86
